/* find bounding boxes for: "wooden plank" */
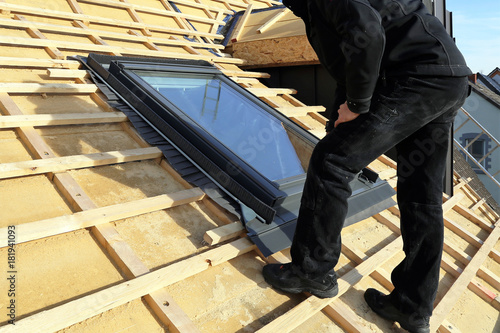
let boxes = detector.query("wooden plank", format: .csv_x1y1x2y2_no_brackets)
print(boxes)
0,17,225,51
231,4,253,43
0,238,256,333
66,0,85,14
322,300,373,333
47,68,89,79
79,0,226,25
376,154,398,169
0,83,98,94
118,0,151,36
169,0,233,15
0,2,223,39
0,147,162,180
0,112,127,128
0,188,205,247
442,193,465,213
275,106,326,118
444,217,483,249
0,56,80,69
441,252,498,305
430,219,500,331
341,244,393,292
246,87,297,97
0,36,244,65
71,20,122,56
14,14,65,60
221,68,270,78
257,8,288,34
308,111,329,125
204,221,245,245
256,237,403,333
453,203,495,231
0,93,199,332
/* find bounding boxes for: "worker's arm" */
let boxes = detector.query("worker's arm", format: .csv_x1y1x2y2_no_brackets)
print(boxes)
316,0,386,114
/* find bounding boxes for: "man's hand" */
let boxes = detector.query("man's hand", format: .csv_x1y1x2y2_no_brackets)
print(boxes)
334,102,360,128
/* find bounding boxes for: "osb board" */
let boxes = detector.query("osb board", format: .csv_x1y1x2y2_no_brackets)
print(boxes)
231,35,318,68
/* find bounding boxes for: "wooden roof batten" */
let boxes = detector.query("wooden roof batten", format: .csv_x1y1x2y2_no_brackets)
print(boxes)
0,0,499,332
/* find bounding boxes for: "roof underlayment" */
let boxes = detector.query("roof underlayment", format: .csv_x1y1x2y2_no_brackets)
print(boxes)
0,1,499,332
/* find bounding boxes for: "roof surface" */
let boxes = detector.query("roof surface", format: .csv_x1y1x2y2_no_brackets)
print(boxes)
1,1,500,332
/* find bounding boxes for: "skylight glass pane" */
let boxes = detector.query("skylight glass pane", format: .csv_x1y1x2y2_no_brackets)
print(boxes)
137,71,304,181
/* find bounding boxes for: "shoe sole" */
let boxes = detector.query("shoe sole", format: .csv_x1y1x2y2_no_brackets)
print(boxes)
270,283,339,299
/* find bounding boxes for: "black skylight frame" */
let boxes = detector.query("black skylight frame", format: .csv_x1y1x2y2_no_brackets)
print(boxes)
84,54,396,256
89,55,318,224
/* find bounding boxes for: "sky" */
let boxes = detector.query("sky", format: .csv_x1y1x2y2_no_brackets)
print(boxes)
446,0,500,74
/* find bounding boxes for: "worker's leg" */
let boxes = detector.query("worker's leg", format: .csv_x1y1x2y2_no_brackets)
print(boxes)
389,108,456,317
263,76,469,298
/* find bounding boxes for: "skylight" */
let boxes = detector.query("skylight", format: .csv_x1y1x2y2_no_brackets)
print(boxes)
136,71,304,181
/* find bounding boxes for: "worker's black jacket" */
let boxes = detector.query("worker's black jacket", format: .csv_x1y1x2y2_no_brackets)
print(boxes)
283,0,472,114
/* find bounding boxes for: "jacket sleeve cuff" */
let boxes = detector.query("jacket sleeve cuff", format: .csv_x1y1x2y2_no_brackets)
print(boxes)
347,96,371,114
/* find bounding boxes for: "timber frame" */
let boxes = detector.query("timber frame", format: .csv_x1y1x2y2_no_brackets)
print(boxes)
0,1,499,332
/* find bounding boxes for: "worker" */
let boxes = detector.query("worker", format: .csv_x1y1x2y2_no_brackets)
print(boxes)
261,1,472,332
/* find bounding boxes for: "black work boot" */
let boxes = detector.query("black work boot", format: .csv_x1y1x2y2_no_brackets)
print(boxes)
262,263,338,298
364,288,430,333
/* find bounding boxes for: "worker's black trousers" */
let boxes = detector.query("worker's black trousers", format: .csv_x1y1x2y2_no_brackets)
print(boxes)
290,75,469,317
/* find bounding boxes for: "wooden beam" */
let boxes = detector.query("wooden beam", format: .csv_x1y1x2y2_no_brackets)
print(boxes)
71,20,122,56
0,112,127,128
257,8,288,34
0,147,162,180
0,188,205,247
0,238,256,333
79,0,225,25
168,0,233,15
0,17,225,50
381,208,500,317
0,83,98,94
13,14,65,60
276,106,326,118
453,203,495,231
0,56,80,69
442,193,465,212
322,300,374,333
0,2,224,39
0,93,199,332
47,68,89,79
430,219,500,331
204,221,245,245
246,87,296,97
341,244,394,292
231,4,253,42
118,0,152,36
256,237,403,332
0,36,244,65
